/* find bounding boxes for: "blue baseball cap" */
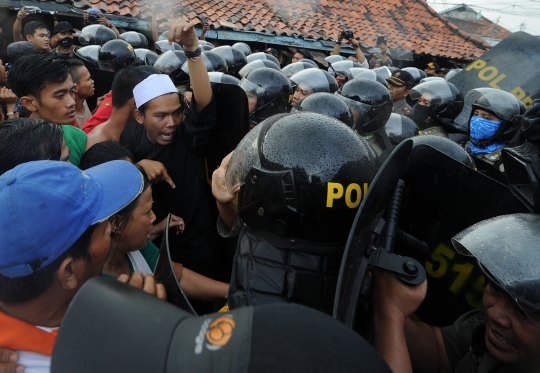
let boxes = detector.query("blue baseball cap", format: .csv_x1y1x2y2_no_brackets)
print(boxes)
0,160,143,279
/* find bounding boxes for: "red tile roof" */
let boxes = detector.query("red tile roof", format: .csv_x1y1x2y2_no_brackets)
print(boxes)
65,0,490,60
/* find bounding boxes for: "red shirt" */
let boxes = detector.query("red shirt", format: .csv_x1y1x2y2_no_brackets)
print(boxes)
82,92,114,134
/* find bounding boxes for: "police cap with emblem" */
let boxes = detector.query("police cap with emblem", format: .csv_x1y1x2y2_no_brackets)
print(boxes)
386,70,415,89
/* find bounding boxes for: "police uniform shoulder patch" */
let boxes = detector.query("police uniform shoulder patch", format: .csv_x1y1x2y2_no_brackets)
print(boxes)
402,106,411,117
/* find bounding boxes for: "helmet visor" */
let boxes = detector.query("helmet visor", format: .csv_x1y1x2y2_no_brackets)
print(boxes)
410,80,455,106
452,213,540,326
455,88,521,127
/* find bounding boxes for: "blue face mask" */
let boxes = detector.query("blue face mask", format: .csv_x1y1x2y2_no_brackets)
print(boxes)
469,116,505,155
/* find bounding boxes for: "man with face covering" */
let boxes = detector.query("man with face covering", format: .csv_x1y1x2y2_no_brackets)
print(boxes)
50,21,78,58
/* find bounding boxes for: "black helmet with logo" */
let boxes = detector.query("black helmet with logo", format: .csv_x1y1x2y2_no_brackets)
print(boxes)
293,92,354,127
154,40,182,55
232,42,251,57
153,50,188,85
79,24,117,46
452,213,540,326
246,52,280,66
134,48,159,66
349,68,388,88
238,59,281,79
74,45,101,69
120,31,148,49
225,112,377,242
98,39,136,72
335,78,392,134
331,60,362,80
239,67,292,126
281,61,317,78
211,45,247,76
290,69,338,95
384,113,419,145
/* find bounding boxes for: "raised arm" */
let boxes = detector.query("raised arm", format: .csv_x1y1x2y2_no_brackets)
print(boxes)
168,18,212,111
13,8,27,42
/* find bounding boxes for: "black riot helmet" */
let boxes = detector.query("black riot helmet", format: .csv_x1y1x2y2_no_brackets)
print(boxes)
120,31,148,49
298,58,318,68
134,48,159,66
154,40,182,55
293,92,354,127
411,135,476,169
373,66,396,80
181,51,226,77
401,67,426,86
419,76,446,84
225,112,377,242
79,24,117,46
198,40,214,49
98,39,136,72
290,69,338,95
200,44,214,52
246,52,280,66
325,55,346,64
232,42,251,57
331,60,362,80
239,67,292,126
6,41,34,64
335,78,392,134
153,50,188,85
281,61,317,78
454,88,521,144
452,213,540,326
445,68,462,81
74,45,101,69
211,45,247,76
409,80,463,129
238,60,281,79
384,113,419,145
207,72,240,85
158,31,168,41
349,68,388,88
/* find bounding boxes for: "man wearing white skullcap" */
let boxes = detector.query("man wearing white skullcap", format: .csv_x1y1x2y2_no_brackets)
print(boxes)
119,18,219,293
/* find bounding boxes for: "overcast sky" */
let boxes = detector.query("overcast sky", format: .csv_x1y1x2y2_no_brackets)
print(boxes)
427,0,540,36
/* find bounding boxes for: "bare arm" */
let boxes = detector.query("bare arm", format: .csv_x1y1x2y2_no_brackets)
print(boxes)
380,43,388,65
150,5,158,44
168,18,212,111
331,33,342,55
404,319,453,373
173,263,229,301
97,17,120,37
212,152,239,230
199,24,209,41
350,38,367,64
13,9,27,42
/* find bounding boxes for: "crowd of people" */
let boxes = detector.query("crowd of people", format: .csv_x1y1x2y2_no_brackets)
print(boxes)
0,6,539,373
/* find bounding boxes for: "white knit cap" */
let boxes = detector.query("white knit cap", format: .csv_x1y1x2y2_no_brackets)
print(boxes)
133,74,178,109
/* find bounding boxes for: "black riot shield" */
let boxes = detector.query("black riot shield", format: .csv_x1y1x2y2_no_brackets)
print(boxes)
86,67,116,111
449,32,540,112
154,214,197,315
203,83,250,282
334,139,528,334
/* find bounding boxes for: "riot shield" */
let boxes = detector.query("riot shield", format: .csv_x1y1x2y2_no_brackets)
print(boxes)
449,31,540,115
334,138,528,334
154,214,197,315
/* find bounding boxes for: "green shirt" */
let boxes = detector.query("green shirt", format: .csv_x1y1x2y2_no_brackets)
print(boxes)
101,240,160,279
61,125,86,166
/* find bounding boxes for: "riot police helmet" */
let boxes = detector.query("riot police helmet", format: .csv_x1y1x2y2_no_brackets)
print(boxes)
419,76,445,84
384,113,419,145
207,71,240,85
349,68,388,88
153,50,188,85
239,67,292,126
335,78,392,134
331,60,362,81
225,112,377,242
290,69,338,98
373,66,396,80
154,40,182,55
134,48,159,66
281,61,317,78
211,45,247,76
232,42,251,57
298,58,318,68
79,24,117,46
409,80,463,129
158,31,168,41
238,59,281,79
452,213,540,326
198,40,214,49
326,55,346,64
180,50,226,77
444,68,462,81
246,52,280,66
411,135,475,169
120,31,148,49
74,45,101,69
401,67,426,86
293,92,354,127
97,39,136,72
